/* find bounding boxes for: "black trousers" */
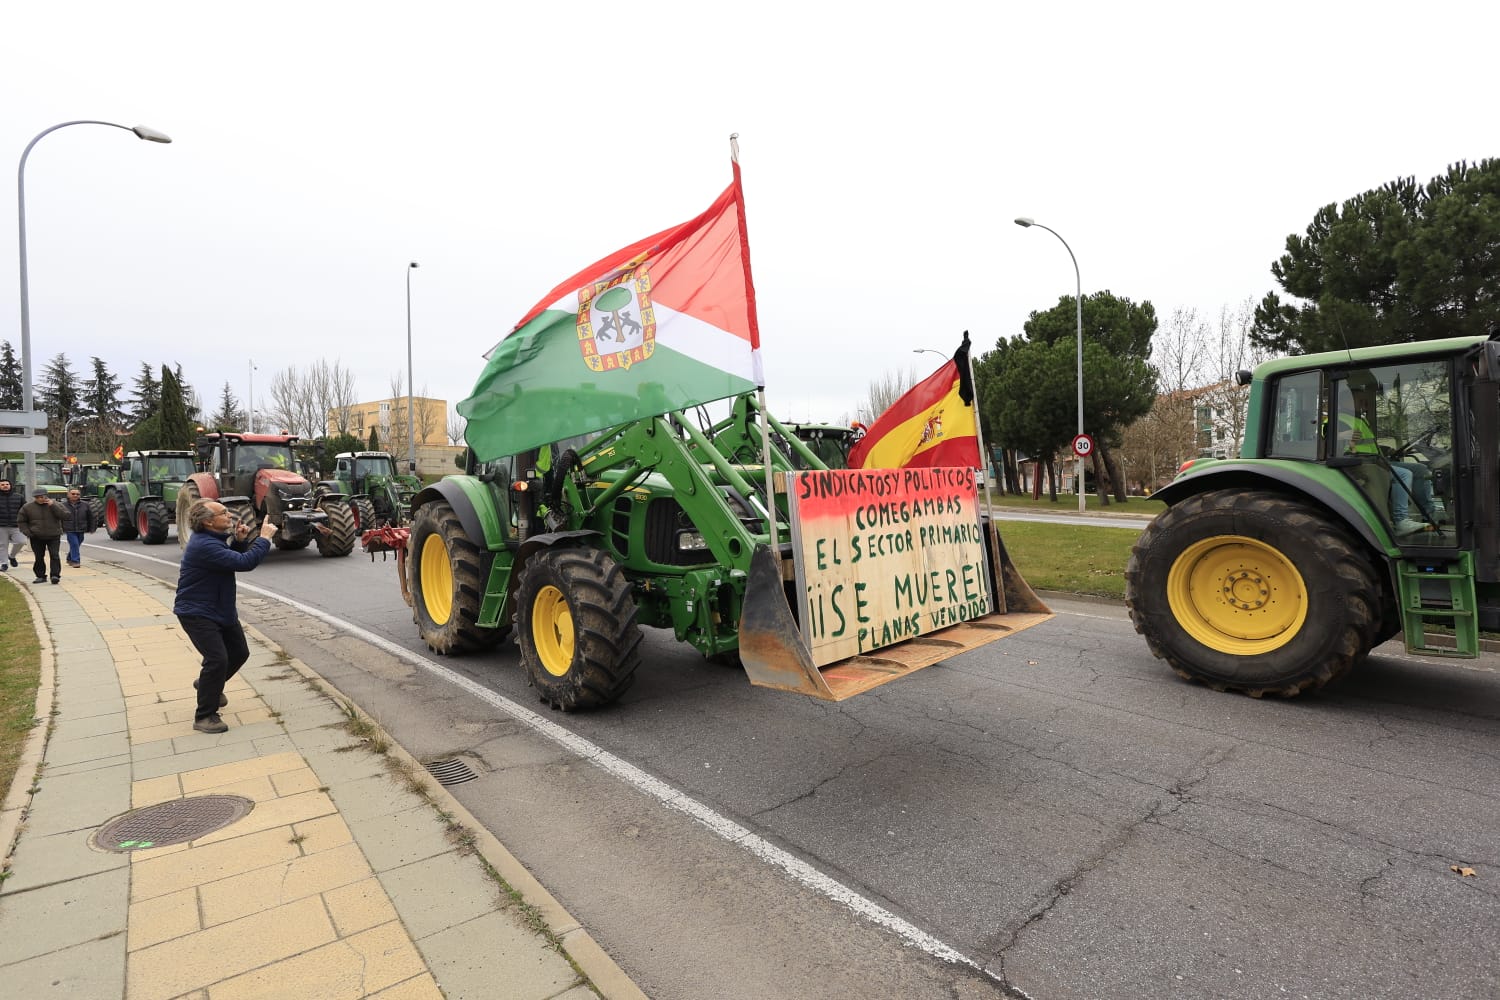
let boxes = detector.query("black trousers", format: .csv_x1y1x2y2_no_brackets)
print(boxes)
30,536,60,581
177,615,250,720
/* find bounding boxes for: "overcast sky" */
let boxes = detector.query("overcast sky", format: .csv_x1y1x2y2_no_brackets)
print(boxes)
2,1,1495,437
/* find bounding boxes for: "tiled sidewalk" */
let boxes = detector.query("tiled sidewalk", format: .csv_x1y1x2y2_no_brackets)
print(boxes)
0,563,629,999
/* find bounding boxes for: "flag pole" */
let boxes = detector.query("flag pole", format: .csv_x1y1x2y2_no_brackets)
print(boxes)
963,331,997,518
730,133,778,535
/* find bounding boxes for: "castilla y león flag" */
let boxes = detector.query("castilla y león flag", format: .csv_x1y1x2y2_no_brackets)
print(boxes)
459,169,763,462
847,332,980,470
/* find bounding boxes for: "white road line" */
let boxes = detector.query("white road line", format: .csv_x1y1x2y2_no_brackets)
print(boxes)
84,542,995,976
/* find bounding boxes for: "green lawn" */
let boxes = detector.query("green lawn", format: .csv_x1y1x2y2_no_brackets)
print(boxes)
0,583,42,810
999,520,1141,599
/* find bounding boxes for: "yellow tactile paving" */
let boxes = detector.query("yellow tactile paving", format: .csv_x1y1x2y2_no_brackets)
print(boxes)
71,571,441,1000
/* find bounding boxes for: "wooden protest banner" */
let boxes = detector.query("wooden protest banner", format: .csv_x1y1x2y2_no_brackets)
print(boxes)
786,467,993,665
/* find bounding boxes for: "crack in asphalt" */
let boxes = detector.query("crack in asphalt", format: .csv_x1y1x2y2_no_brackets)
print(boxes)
984,744,1234,987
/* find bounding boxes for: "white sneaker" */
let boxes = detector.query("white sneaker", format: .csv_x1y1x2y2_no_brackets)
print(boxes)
1394,518,1428,535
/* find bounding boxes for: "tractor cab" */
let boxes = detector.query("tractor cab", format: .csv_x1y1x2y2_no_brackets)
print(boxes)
120,451,196,493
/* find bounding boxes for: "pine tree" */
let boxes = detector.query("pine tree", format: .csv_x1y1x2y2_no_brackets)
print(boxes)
175,363,201,423
37,353,80,422
0,341,21,410
209,381,246,430
159,366,193,450
367,427,380,451
130,363,160,422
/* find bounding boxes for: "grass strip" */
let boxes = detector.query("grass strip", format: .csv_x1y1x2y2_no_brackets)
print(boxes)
0,583,43,804
999,520,1140,599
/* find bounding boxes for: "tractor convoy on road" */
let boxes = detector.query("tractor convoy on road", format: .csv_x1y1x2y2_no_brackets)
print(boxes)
11,332,1498,711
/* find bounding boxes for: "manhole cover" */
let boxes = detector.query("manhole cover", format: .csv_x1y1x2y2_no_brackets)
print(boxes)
92,795,255,852
424,759,478,786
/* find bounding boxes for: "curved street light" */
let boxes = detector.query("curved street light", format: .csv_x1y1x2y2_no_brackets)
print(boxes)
17,121,171,492
1014,217,1085,513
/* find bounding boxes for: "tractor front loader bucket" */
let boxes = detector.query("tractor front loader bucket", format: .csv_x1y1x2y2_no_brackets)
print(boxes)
738,522,1053,701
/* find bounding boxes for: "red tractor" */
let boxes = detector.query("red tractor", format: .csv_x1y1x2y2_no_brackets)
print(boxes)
178,431,356,556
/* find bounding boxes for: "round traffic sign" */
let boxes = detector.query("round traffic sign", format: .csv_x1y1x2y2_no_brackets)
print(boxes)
1072,434,1094,458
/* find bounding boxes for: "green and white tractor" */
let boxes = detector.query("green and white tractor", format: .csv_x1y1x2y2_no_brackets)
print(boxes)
102,451,197,544
321,451,420,531
386,391,1050,712
1127,334,1500,696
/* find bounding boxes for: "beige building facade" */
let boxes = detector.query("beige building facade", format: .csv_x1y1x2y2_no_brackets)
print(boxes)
326,396,462,476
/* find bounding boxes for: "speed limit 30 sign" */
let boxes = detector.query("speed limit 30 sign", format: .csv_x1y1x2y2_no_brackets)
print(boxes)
1072,434,1094,458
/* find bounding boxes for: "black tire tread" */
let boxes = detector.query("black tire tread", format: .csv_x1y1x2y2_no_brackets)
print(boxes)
516,546,641,711
316,499,357,557
1125,489,1381,697
106,489,139,541
138,499,170,545
409,500,507,654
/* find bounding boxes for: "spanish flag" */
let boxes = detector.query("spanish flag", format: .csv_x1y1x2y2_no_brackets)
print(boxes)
847,332,980,470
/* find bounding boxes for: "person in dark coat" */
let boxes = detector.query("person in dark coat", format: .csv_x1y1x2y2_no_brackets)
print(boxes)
0,477,25,571
61,487,97,567
173,500,277,734
17,489,67,584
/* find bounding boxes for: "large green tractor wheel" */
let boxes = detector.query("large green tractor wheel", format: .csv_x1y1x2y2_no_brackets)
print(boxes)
175,482,203,549
136,499,170,545
105,489,139,541
1125,489,1381,697
408,500,507,654
516,546,641,711
315,499,356,557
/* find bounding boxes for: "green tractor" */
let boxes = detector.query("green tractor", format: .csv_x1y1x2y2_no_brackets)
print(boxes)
0,458,70,497
393,391,1050,712
323,451,420,531
780,422,859,470
71,462,117,525
1127,334,1500,697
103,451,197,544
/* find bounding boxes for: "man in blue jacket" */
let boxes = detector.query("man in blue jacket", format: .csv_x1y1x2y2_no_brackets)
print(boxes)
174,500,278,734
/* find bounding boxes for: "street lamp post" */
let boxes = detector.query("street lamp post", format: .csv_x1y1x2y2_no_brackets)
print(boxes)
1014,217,1086,513
247,361,256,433
406,262,419,476
62,414,85,458
18,121,171,493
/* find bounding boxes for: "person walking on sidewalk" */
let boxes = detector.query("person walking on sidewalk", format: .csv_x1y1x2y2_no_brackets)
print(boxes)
17,488,67,584
61,487,97,567
173,500,277,734
0,477,25,572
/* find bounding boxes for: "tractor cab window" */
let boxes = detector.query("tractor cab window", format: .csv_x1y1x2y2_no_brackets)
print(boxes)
235,445,290,473
1266,370,1325,461
337,458,353,476
355,456,394,479
1332,362,1455,546
151,456,195,482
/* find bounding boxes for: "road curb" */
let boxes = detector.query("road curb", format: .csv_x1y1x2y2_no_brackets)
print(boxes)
0,575,57,875
245,625,649,1000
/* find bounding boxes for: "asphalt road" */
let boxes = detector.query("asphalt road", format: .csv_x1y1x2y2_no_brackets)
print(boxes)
80,529,1500,1000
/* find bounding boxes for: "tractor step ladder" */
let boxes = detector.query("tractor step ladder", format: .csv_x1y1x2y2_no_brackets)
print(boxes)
1395,551,1479,657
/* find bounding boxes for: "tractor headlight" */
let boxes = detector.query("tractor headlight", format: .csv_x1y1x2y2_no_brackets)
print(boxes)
677,530,708,552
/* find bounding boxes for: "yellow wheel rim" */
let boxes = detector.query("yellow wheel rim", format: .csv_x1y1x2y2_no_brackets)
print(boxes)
1166,534,1308,655
419,534,453,626
532,585,574,677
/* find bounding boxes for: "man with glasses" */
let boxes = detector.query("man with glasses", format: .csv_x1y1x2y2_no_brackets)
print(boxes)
61,488,97,567
173,500,277,734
